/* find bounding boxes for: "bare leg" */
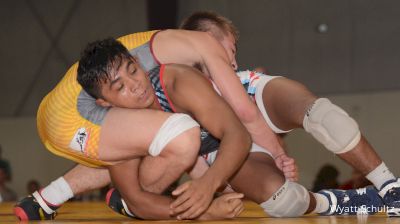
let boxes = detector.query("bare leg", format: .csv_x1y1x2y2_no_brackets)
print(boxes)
56,109,178,199
110,126,201,219
228,152,317,214
63,164,110,195
16,109,195,218
263,78,382,174
229,152,285,203
339,136,381,175
262,77,316,131
110,128,243,220
48,108,175,200
139,127,200,193
98,108,174,162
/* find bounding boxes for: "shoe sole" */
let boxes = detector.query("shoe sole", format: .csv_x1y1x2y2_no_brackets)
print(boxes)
14,207,29,221
106,188,115,206
388,207,400,217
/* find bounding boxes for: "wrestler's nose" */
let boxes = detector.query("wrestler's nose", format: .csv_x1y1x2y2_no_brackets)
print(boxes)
126,77,140,94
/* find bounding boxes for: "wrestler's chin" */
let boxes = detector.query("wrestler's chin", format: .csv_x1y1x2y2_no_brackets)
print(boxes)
142,93,156,109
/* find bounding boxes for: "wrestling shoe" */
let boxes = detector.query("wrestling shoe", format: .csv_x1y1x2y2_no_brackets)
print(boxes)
379,178,400,217
14,191,58,221
106,188,136,218
318,186,383,215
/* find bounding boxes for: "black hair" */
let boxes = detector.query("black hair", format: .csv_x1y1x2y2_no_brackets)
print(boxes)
77,38,132,99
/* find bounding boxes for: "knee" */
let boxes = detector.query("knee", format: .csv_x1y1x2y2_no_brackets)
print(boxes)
168,126,201,168
148,113,200,169
149,113,200,155
303,98,361,154
260,181,310,217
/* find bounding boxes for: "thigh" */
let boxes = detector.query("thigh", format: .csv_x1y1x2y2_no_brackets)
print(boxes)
229,152,285,203
262,77,317,130
138,127,200,193
98,108,172,163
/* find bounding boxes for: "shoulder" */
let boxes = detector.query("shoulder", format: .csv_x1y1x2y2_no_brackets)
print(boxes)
163,64,202,81
165,63,198,72
161,64,206,91
156,29,216,48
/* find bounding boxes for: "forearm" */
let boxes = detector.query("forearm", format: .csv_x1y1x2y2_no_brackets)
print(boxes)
109,160,175,219
124,189,174,219
243,108,286,158
202,132,251,190
202,54,285,157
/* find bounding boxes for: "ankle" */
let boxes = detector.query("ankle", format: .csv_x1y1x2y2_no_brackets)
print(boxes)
366,162,396,189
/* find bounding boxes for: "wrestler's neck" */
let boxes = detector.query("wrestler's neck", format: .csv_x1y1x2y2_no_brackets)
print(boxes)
148,88,162,110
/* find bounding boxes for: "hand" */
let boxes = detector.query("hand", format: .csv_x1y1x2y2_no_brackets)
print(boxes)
198,192,244,220
274,153,298,182
170,178,217,220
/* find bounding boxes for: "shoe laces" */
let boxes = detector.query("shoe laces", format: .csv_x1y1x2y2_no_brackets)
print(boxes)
356,188,367,195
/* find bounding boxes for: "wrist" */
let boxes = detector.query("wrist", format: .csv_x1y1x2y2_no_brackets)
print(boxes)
272,152,285,160
201,173,222,191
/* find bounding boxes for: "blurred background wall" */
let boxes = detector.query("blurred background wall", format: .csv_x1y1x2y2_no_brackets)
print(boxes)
1,0,400,197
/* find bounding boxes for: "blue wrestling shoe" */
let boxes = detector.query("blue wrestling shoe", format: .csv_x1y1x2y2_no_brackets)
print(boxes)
106,188,136,218
379,178,400,217
14,191,58,221
318,186,384,215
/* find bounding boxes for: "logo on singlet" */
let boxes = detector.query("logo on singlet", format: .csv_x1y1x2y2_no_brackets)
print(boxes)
272,185,286,200
305,101,316,118
69,127,90,153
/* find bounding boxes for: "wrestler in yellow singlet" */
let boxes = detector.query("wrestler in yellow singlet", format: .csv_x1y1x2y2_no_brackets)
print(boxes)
37,30,159,167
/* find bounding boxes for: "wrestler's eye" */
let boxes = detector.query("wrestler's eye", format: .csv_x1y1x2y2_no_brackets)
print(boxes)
130,68,136,75
117,83,124,91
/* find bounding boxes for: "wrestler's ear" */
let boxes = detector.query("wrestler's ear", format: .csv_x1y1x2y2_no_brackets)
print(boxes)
96,98,112,107
206,31,214,38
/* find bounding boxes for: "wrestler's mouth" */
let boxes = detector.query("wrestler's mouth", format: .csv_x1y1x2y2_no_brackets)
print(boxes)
139,89,147,100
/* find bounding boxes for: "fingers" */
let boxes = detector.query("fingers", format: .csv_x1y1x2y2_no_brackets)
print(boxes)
229,198,243,208
286,175,298,182
170,189,192,210
231,200,244,217
282,165,297,174
282,164,296,173
224,198,243,218
281,160,298,181
172,181,191,196
283,158,294,166
222,193,244,201
177,199,208,220
284,171,298,181
171,196,194,215
275,159,283,170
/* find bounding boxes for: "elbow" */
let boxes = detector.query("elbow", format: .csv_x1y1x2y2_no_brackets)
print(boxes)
122,196,142,219
125,198,152,220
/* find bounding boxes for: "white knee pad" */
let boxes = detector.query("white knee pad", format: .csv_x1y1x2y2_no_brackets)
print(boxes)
260,181,310,217
303,98,361,154
148,113,199,156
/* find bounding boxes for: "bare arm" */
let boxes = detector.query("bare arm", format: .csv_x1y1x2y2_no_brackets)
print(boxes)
109,158,245,220
194,33,286,158
109,158,173,219
164,64,251,219
153,30,285,158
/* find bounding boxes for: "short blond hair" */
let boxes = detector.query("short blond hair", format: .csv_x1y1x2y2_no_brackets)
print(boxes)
180,11,239,42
